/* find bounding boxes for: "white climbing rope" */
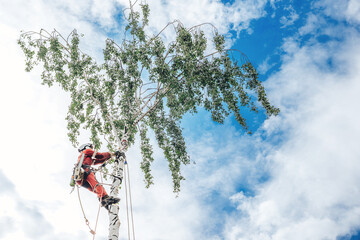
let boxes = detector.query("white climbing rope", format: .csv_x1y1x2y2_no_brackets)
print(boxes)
76,185,96,236
126,161,136,240
124,162,131,240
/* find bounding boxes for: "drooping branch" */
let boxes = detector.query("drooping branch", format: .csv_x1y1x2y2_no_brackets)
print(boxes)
134,87,170,126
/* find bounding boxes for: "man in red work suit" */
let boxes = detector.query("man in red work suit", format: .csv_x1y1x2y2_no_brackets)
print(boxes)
76,143,120,209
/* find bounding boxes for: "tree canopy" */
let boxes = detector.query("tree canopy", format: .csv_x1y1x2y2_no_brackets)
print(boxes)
18,2,279,193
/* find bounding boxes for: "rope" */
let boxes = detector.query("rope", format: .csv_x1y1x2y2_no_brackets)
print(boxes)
124,162,131,240
126,162,136,240
97,182,113,186
76,186,96,235
76,171,106,240
120,136,136,240
95,171,118,179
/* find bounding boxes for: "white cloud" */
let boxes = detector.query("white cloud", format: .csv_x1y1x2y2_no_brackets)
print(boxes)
315,0,360,24
144,0,267,34
224,12,360,240
298,13,324,36
347,0,360,23
279,5,299,28
115,0,269,50
258,56,277,74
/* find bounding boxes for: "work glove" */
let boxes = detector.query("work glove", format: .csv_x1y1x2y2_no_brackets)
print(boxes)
115,150,125,159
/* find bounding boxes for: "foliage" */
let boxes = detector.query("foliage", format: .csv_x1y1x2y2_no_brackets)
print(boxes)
18,3,279,193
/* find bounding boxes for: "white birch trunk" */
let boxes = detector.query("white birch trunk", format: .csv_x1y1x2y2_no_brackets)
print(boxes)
108,155,125,240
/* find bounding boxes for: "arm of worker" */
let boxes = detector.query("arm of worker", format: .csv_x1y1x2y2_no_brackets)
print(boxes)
84,149,112,165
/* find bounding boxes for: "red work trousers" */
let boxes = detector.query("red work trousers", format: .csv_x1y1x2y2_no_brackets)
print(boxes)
77,172,107,199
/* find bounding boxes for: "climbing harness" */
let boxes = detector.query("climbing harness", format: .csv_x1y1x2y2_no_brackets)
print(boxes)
70,148,97,190
70,152,86,193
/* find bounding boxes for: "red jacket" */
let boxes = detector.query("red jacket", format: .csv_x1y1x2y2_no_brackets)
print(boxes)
77,148,111,167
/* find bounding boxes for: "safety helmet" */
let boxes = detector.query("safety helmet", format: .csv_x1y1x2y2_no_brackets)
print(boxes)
78,143,93,152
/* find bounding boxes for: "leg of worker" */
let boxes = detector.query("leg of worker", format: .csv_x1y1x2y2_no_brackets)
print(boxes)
81,180,99,197
85,172,108,198
77,172,94,193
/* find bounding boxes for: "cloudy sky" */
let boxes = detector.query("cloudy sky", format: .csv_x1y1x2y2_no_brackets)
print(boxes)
1,0,360,239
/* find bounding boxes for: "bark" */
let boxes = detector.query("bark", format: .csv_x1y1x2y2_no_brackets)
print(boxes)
108,155,125,240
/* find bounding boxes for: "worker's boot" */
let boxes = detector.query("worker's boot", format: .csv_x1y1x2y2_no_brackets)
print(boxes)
100,195,120,210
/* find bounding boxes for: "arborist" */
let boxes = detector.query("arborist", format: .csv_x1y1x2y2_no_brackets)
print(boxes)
74,143,121,209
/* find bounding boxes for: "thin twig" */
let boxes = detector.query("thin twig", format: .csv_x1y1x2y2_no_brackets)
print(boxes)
188,22,217,32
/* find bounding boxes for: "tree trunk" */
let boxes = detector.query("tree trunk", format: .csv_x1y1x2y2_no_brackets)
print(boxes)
108,155,125,240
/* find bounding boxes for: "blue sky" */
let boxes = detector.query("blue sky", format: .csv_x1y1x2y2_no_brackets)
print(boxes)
1,0,360,239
